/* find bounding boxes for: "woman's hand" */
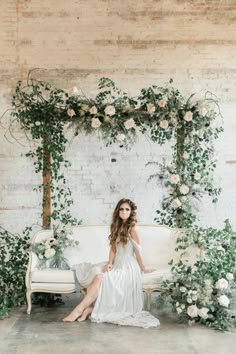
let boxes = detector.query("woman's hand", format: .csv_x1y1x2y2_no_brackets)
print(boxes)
142,268,156,274
103,263,112,272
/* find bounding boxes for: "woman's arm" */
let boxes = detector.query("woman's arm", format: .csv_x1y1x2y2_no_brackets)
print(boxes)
130,227,155,273
104,245,116,272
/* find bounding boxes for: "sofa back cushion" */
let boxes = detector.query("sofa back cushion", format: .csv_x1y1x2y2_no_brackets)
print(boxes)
32,225,198,270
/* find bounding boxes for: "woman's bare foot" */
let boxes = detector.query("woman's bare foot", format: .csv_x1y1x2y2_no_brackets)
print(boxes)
63,307,83,322
77,306,93,322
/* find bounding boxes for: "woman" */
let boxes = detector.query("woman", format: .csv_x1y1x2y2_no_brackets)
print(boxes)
63,198,160,328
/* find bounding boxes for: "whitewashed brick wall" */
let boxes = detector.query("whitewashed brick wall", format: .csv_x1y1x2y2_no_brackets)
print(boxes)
0,0,236,233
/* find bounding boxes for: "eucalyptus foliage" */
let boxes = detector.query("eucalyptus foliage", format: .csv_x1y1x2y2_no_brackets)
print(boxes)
162,220,236,331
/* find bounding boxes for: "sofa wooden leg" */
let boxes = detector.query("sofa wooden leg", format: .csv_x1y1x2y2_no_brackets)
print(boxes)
26,289,32,314
145,289,152,311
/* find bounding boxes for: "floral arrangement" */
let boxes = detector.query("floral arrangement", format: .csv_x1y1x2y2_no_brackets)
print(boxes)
32,227,79,270
162,220,236,331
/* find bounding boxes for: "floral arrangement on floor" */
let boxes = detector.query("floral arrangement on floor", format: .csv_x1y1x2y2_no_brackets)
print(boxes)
161,220,236,331
32,226,79,270
0,226,31,319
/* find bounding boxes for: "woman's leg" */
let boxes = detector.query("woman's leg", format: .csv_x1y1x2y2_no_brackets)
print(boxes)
63,274,103,322
77,306,93,321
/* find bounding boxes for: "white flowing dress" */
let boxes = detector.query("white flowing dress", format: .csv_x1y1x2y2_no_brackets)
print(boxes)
73,237,160,328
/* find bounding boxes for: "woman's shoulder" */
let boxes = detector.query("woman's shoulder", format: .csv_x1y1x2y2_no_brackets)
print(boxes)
130,226,140,242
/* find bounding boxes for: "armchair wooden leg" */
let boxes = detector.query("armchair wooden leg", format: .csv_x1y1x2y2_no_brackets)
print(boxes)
26,289,32,314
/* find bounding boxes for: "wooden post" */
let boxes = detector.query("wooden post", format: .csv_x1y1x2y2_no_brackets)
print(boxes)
42,137,51,228
176,125,185,228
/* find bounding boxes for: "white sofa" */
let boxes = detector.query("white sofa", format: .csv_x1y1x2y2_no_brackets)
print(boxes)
26,224,197,314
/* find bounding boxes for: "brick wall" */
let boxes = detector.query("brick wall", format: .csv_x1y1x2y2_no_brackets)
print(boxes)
0,0,236,232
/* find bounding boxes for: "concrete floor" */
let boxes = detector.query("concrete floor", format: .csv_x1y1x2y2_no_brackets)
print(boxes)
0,294,235,354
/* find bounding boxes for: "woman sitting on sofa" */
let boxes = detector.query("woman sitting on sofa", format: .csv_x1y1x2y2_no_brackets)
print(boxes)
63,198,159,328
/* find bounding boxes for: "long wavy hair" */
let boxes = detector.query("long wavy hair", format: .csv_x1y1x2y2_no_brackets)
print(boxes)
109,198,137,250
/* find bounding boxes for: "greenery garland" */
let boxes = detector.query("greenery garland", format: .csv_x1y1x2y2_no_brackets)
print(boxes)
10,75,223,227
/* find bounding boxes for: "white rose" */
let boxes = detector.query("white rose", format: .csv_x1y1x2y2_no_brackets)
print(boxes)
116,133,126,142
198,307,209,319
35,121,41,126
89,106,98,115
91,118,101,129
183,152,189,160
67,108,76,117
187,305,198,318
68,86,79,96
160,120,169,129
81,104,89,112
181,196,187,202
199,106,207,116
194,172,201,181
179,286,187,293
191,129,198,136
218,295,230,307
170,174,180,184
104,105,116,116
179,184,190,195
171,198,182,209
170,117,177,125
146,103,155,113
184,111,193,122
192,294,198,301
104,115,111,123
226,273,234,281
44,248,56,259
187,298,193,304
215,278,228,290
176,307,182,314
157,99,167,108
124,118,135,130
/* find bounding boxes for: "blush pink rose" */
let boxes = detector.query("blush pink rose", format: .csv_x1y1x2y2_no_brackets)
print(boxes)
146,103,155,113
89,106,98,115
124,118,135,130
160,120,169,129
67,109,76,117
91,118,101,129
184,111,193,122
104,105,116,116
158,99,167,108
187,305,198,318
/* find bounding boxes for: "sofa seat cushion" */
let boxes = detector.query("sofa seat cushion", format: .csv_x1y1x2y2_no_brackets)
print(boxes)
143,267,172,287
31,266,173,288
31,269,74,283
31,283,76,292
